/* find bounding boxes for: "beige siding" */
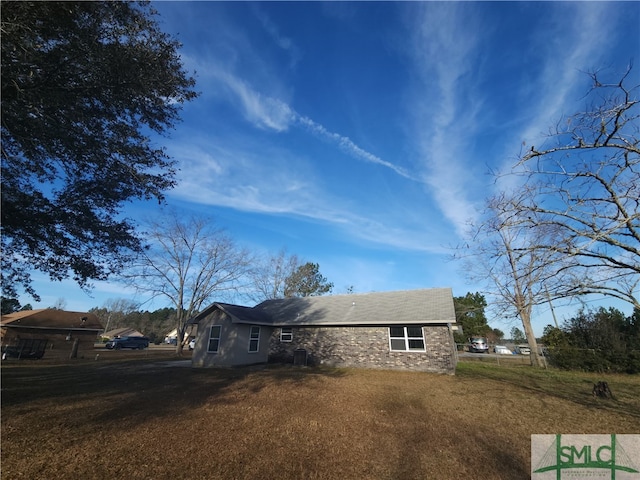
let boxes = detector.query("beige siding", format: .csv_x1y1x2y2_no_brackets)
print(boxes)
192,311,272,368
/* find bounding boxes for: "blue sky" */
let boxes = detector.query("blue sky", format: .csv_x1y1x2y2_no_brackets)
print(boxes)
25,2,639,336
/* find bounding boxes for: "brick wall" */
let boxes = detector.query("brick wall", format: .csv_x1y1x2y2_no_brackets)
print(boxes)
268,325,456,374
1,329,99,360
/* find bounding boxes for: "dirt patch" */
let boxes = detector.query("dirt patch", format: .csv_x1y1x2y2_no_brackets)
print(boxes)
2,358,638,479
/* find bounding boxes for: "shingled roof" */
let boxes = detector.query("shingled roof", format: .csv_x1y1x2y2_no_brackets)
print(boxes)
0,309,103,331
190,288,455,327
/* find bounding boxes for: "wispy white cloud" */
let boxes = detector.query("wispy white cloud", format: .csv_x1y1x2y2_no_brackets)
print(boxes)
409,3,485,237
516,7,611,150
163,3,466,255
166,134,446,254
195,60,418,182
213,70,295,132
495,2,622,193
251,4,302,69
296,116,417,181
170,141,317,214
408,3,623,238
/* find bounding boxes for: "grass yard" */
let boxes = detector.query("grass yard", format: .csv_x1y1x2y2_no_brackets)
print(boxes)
1,355,639,480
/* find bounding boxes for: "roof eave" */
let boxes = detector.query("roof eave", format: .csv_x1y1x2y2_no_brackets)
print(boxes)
187,303,222,325
1,324,103,332
233,320,456,327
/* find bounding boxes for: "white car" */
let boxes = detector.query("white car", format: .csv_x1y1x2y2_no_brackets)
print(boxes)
467,337,489,353
494,345,512,355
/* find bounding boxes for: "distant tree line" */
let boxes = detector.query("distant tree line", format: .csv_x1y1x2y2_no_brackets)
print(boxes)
541,307,640,373
89,305,178,344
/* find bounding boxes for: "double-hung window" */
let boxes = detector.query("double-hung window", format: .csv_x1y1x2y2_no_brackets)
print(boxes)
208,325,221,353
389,326,425,351
248,326,260,353
280,327,293,342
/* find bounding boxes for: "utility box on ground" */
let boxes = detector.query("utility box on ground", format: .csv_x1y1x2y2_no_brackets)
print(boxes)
293,348,307,366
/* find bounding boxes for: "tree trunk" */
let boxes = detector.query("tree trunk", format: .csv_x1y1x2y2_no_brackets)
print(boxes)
174,320,188,356
521,314,544,367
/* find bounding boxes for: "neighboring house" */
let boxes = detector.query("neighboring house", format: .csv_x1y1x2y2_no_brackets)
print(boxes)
188,288,458,374
163,325,197,345
1,309,103,360
103,327,145,339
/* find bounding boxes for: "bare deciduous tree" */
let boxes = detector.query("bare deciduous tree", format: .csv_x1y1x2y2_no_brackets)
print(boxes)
246,249,300,303
92,298,141,334
125,214,253,354
459,66,638,367
512,66,639,309
458,192,571,367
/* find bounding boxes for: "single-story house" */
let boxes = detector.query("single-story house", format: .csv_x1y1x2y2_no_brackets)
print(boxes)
188,288,458,374
163,325,197,345
1,309,103,360
103,327,145,339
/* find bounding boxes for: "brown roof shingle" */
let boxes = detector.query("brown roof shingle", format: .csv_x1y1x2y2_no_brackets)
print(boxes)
1,309,103,331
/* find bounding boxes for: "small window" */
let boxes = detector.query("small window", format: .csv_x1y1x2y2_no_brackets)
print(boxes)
208,325,221,353
389,326,425,352
248,326,260,353
280,327,293,342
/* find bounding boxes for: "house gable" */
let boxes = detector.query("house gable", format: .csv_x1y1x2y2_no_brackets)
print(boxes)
190,308,272,368
104,327,144,339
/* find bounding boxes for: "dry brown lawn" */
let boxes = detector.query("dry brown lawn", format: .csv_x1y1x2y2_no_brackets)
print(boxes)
2,351,639,480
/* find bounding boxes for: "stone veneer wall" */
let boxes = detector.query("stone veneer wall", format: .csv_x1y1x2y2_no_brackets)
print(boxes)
268,325,456,374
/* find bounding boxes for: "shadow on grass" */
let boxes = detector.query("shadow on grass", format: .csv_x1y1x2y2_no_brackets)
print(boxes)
456,361,640,419
1,359,347,429
373,381,530,479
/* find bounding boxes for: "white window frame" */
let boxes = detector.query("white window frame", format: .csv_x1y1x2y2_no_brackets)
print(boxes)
280,327,293,342
389,326,426,352
208,325,221,353
248,326,260,353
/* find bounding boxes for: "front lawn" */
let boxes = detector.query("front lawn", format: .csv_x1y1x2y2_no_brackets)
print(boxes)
2,358,638,479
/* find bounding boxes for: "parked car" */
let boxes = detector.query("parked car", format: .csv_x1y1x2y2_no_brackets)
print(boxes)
516,344,531,355
493,345,512,355
467,336,489,353
188,338,196,351
105,336,149,350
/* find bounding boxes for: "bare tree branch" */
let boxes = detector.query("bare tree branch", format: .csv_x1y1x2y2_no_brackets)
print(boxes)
506,66,640,309
245,249,301,303
122,213,254,355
